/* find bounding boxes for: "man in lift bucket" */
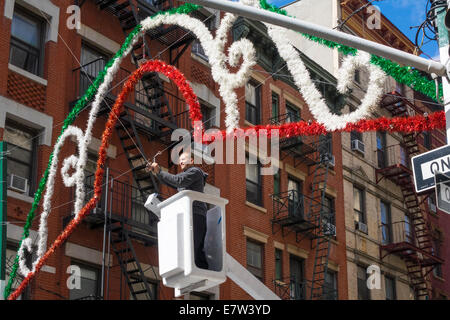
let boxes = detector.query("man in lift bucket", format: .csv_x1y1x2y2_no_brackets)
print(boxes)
147,151,209,270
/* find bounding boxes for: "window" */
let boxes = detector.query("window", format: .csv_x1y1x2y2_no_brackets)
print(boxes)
6,244,30,299
247,240,264,281
288,177,303,218
376,132,386,168
273,170,281,196
385,275,396,300
357,265,370,300
400,145,408,167
201,104,215,130
286,103,302,151
79,43,109,96
4,119,38,196
191,10,216,61
433,238,443,278
319,133,332,162
246,155,262,206
245,81,261,125
289,255,305,300
323,195,336,233
271,93,279,121
350,131,362,143
423,131,432,150
69,262,100,300
286,103,300,123
380,201,392,245
405,214,413,243
81,152,99,211
9,8,44,76
353,187,365,224
324,270,338,300
275,249,283,281
428,192,437,213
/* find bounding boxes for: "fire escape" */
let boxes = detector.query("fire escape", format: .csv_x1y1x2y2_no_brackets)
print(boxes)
270,113,335,300
375,91,444,299
69,0,197,299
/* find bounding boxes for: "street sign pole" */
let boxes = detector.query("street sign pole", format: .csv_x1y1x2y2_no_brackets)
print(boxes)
434,171,450,214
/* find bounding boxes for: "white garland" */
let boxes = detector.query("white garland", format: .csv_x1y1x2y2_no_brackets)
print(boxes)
17,0,387,277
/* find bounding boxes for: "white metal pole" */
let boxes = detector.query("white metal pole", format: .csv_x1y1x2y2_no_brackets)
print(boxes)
101,167,110,299
183,0,447,76
439,0,450,143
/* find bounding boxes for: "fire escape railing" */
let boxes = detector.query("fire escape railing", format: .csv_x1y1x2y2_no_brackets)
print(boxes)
272,190,334,237
375,144,411,184
71,57,191,131
268,113,318,166
66,172,157,241
273,277,338,300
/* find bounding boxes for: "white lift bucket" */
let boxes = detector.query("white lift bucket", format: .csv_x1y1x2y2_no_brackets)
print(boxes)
156,190,228,296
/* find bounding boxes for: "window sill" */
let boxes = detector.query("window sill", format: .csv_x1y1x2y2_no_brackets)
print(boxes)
7,189,34,204
8,63,47,86
245,201,267,214
191,52,211,68
274,279,287,286
244,120,260,127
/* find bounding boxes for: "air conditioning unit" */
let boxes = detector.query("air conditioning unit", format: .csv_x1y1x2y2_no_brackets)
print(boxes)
351,139,365,154
322,222,336,237
355,221,368,233
7,174,28,193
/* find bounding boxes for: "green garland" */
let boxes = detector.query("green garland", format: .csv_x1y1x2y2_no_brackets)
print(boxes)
259,0,443,102
3,2,201,300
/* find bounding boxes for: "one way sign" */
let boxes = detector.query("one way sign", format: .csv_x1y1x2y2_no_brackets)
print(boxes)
411,144,450,193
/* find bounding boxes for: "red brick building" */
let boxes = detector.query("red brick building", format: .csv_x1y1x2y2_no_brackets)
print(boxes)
4,0,446,301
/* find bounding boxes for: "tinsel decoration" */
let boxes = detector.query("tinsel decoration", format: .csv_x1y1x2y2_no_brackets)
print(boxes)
8,59,202,300
202,111,446,143
259,0,443,102
4,2,202,300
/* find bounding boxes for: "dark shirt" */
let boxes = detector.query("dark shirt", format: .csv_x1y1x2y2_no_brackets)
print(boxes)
157,166,209,216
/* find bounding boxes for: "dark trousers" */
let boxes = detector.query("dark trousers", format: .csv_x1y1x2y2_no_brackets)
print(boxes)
193,213,208,269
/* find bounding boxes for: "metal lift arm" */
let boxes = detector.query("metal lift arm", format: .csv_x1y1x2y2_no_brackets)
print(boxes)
225,253,280,300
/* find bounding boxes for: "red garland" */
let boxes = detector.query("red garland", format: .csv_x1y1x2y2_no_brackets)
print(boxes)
8,59,446,299
202,111,446,142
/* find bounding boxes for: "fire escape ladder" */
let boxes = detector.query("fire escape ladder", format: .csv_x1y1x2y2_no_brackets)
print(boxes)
116,111,159,220
378,92,436,299
308,137,332,300
400,133,434,299
109,221,156,300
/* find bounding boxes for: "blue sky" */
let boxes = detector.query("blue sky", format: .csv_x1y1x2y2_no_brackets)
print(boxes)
266,0,440,60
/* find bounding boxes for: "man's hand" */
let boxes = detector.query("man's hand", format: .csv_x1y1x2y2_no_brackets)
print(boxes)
145,162,161,174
